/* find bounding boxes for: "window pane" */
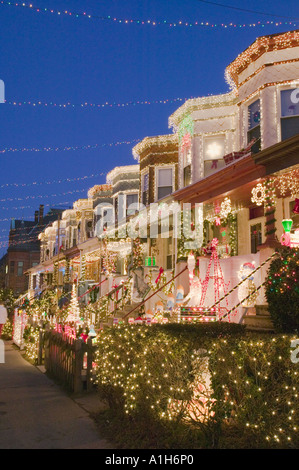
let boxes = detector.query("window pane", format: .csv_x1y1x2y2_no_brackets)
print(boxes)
158,168,172,186
203,136,225,161
248,100,260,130
247,126,261,153
158,186,172,200
126,194,138,208
250,223,262,254
183,165,191,186
281,89,299,117
143,173,149,191
17,262,24,276
281,116,299,141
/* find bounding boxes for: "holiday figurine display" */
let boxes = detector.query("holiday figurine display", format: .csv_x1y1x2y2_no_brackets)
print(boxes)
166,293,175,311
237,262,258,308
176,285,184,306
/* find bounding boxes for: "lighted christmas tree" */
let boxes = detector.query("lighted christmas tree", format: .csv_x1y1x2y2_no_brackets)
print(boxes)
65,282,81,324
265,247,299,332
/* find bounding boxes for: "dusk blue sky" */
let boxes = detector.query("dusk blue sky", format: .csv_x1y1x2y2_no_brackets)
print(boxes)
1,0,298,256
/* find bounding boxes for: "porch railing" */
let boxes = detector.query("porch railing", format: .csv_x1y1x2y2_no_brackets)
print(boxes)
122,266,188,320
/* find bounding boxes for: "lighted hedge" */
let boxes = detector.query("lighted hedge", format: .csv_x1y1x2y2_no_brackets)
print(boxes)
265,247,299,333
93,325,299,448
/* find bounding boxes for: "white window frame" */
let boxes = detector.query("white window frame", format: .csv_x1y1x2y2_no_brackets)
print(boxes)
155,165,174,201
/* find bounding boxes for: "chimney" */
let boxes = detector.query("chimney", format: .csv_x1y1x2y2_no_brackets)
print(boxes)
34,210,39,223
39,204,44,225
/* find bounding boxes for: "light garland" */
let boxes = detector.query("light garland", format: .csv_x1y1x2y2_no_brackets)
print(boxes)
169,92,237,131
0,138,141,155
133,135,178,161
251,183,266,206
226,30,299,87
87,184,112,199
220,197,232,219
1,1,297,29
0,171,108,189
5,96,187,109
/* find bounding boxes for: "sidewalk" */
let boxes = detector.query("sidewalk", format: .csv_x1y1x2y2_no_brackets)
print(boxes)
0,341,113,449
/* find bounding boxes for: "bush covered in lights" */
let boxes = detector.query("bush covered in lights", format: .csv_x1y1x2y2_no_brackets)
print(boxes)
0,318,13,340
265,247,299,333
92,324,299,448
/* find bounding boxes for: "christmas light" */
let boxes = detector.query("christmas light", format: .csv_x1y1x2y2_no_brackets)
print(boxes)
1,1,296,29
0,138,141,155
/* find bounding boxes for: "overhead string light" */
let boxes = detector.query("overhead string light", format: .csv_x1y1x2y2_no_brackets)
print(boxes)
0,188,87,203
0,138,141,155
5,97,187,108
0,1,298,28
0,171,108,189
0,200,74,211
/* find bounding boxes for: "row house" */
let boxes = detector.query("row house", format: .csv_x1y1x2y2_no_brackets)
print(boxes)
0,205,64,297
25,29,298,323
26,167,140,302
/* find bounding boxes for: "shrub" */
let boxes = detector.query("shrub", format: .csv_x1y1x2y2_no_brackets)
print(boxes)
93,324,299,448
0,318,13,340
210,335,299,448
265,247,299,333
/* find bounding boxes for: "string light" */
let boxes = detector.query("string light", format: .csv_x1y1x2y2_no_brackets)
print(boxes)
5,97,186,109
0,189,86,203
1,1,297,29
0,171,108,189
0,138,141,155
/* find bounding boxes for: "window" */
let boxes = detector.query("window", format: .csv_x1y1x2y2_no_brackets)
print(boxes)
250,223,262,254
17,261,24,277
9,261,15,275
166,237,174,270
281,89,299,141
126,193,139,216
183,149,191,186
157,168,173,200
247,99,261,153
203,135,226,177
32,262,38,267
183,165,191,187
142,173,149,206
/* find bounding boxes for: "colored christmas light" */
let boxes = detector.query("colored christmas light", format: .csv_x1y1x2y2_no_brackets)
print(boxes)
1,1,297,29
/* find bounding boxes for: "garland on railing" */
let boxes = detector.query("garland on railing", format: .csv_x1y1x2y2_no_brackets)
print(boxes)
264,178,277,238
145,269,175,295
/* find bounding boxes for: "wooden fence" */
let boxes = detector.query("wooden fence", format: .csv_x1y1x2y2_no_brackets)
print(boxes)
43,330,95,394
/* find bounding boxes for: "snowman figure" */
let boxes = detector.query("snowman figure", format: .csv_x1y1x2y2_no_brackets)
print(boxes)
237,262,259,324
184,253,202,306
238,262,258,307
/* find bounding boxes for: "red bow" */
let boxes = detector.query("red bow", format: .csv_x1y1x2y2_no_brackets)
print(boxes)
155,268,164,284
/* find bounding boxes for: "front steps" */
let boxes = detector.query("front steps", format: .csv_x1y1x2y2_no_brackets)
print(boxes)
106,302,141,326
243,305,274,332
